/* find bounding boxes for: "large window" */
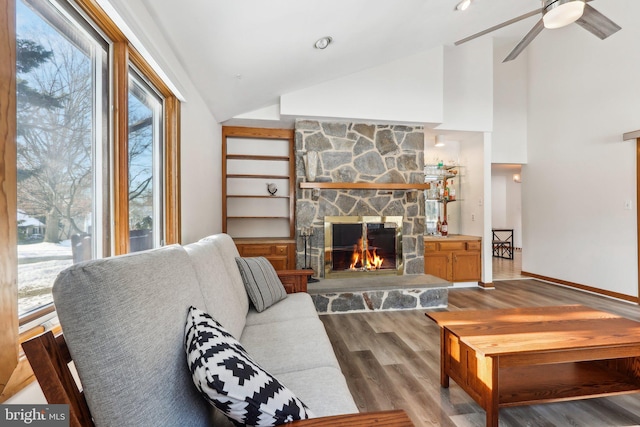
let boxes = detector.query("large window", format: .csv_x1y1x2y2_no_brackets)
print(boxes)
16,0,108,316
0,0,181,401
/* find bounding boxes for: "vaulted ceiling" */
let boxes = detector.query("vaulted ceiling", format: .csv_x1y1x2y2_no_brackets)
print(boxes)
137,0,544,122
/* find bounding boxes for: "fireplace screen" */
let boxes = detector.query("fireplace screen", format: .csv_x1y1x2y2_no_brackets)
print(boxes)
324,216,403,277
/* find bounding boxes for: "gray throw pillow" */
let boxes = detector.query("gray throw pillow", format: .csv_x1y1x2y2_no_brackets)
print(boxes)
185,306,312,426
235,257,287,312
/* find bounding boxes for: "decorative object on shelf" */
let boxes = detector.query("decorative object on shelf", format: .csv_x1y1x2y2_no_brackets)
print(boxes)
300,227,319,283
302,150,318,182
266,183,278,196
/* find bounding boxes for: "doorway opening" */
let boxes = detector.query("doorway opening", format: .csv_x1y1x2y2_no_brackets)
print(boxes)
491,164,525,280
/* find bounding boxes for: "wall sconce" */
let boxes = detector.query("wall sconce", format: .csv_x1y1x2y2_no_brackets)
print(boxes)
435,135,445,147
513,174,522,183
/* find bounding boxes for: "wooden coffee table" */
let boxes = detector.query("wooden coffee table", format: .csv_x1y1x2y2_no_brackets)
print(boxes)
427,305,640,427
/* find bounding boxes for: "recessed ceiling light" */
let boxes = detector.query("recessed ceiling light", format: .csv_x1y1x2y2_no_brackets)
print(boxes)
456,0,472,11
314,36,332,50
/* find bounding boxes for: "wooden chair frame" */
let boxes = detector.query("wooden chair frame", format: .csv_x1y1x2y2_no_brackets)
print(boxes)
22,331,95,427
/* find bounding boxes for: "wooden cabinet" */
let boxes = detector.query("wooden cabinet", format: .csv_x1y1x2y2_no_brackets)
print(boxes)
235,239,296,271
424,236,481,282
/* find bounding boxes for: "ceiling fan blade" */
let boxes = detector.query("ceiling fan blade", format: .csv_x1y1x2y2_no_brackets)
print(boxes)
575,3,621,40
455,9,540,46
503,19,544,62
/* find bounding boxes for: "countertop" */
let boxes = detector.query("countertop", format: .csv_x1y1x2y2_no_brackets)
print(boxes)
423,234,481,241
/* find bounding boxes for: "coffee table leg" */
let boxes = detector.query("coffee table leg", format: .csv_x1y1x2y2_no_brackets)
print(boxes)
440,328,449,388
481,356,499,427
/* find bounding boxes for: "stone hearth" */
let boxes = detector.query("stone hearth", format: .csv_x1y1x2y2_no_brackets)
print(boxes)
307,274,450,314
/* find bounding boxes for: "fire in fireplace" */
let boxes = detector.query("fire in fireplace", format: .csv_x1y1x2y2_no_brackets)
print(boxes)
324,216,403,278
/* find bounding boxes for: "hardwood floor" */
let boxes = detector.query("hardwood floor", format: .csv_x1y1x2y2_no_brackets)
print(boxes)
319,279,640,426
492,250,524,281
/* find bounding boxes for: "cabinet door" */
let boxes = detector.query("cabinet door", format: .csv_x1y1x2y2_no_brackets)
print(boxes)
425,252,451,281
268,257,288,270
452,252,480,281
236,243,291,270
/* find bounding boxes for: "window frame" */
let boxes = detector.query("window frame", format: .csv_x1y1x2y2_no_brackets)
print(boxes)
0,0,181,401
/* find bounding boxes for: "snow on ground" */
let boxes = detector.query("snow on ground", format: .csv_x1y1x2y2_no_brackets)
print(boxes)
18,240,71,259
18,241,73,316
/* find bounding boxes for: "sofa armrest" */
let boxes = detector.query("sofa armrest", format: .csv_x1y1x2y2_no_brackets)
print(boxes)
277,269,314,293
289,410,414,426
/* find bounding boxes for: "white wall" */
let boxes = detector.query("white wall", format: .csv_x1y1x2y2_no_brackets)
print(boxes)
437,38,493,132
524,0,639,297
492,38,528,163
280,47,444,125
492,175,507,228
181,103,222,243
102,0,222,244
458,133,492,284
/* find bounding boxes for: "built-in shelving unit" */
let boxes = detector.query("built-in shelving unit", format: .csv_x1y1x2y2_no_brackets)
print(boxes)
424,164,462,235
222,126,295,244
424,164,461,204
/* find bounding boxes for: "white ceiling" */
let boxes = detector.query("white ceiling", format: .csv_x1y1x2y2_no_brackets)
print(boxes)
139,0,544,122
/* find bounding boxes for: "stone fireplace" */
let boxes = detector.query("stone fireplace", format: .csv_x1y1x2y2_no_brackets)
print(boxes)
295,120,425,278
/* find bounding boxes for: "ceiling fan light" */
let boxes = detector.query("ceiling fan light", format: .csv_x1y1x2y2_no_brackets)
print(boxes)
543,0,585,29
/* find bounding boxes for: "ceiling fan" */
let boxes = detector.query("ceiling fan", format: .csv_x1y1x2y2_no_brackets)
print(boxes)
456,0,621,62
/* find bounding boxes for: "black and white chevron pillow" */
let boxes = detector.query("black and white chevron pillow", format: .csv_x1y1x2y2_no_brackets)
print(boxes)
185,306,312,426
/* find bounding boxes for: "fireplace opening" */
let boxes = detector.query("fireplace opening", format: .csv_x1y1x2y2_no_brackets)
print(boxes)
324,216,403,278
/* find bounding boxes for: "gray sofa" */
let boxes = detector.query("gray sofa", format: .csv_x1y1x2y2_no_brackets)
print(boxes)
52,233,358,426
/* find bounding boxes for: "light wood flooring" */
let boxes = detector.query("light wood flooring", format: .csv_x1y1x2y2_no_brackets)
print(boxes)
492,250,524,281
319,279,640,427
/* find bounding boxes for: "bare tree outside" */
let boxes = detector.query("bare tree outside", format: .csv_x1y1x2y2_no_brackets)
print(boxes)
127,75,162,252
17,25,93,244
128,90,154,232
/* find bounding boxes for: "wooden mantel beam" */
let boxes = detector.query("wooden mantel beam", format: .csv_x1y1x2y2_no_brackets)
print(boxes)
299,182,430,190
623,130,640,141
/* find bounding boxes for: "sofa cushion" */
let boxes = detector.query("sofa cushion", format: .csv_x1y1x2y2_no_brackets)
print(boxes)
245,293,318,326
185,307,312,426
184,240,247,338
235,257,287,312
53,245,210,427
199,234,249,315
277,367,359,417
240,318,341,375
